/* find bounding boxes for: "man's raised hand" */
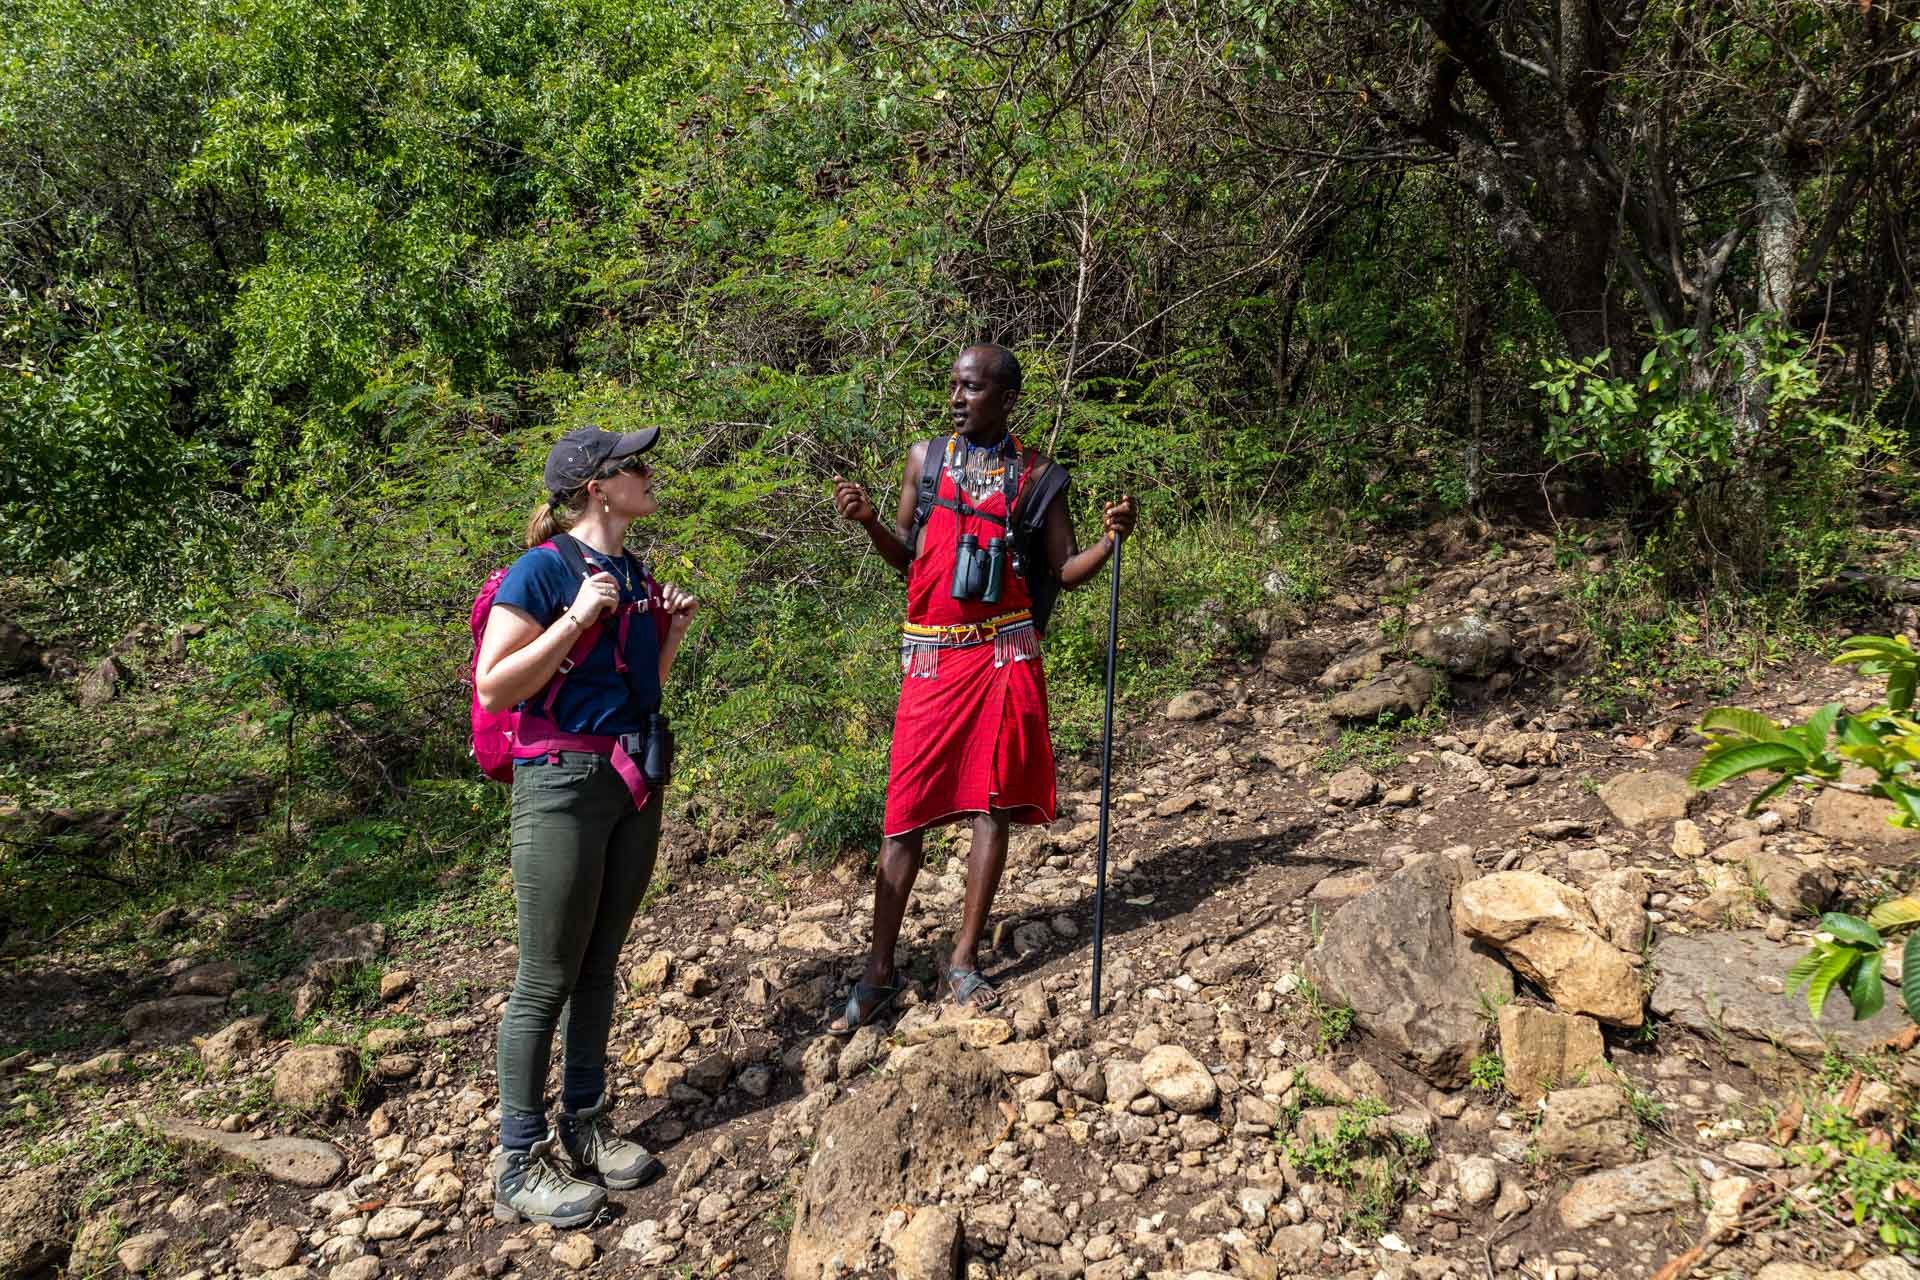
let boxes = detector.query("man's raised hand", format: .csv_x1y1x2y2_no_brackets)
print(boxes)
1102,494,1138,542
832,475,876,525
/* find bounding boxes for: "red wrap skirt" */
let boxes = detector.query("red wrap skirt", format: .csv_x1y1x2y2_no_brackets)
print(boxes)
882,637,1057,836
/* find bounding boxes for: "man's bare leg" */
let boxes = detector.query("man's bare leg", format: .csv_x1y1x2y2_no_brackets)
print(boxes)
946,809,1010,1006
830,827,924,1031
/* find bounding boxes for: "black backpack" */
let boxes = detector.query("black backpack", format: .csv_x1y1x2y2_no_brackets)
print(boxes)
908,435,1072,636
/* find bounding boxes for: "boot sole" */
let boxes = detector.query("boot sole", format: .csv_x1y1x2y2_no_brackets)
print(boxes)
599,1155,665,1191
492,1199,602,1229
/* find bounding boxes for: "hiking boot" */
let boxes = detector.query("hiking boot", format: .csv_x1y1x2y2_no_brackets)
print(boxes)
557,1093,664,1190
492,1137,606,1227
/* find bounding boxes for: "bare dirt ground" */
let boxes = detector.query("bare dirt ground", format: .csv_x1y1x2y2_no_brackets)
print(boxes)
6,522,1920,1280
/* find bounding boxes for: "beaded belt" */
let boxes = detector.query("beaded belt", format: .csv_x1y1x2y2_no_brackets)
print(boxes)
900,609,1034,647
900,610,1039,679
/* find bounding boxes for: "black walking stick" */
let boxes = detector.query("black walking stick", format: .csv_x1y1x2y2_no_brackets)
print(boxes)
1089,532,1123,1016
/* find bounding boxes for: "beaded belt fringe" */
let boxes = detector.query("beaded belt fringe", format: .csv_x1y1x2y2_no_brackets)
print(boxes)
900,610,1040,680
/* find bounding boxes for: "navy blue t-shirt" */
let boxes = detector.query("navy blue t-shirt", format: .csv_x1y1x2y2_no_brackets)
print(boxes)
492,542,663,740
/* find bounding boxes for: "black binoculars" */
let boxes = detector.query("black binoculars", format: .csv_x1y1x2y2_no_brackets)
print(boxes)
950,534,1007,605
622,713,673,788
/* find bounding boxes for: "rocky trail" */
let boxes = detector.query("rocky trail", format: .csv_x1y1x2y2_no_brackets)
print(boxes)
7,526,1920,1280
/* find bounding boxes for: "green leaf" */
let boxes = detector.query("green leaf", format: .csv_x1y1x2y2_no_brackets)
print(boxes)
1841,715,1884,748
1870,896,1920,931
1821,913,1884,948
1698,707,1785,743
1804,703,1841,753
1786,945,1826,993
1689,742,1813,790
1745,775,1795,814
1893,666,1917,713
1851,950,1887,1021
1806,948,1859,1020
1902,933,1920,1018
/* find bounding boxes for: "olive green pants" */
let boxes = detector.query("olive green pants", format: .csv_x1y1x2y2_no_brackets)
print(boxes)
496,751,661,1148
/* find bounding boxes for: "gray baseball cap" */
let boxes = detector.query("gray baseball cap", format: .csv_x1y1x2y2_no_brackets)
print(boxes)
543,426,660,495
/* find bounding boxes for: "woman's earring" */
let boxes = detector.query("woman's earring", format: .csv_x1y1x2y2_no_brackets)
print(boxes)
602,499,610,514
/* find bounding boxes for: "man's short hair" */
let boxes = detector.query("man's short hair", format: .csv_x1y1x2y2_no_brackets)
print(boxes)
971,343,1023,393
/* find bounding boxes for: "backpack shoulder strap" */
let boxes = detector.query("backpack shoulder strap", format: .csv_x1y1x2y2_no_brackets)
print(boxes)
1011,454,1070,535
909,436,952,549
545,532,593,585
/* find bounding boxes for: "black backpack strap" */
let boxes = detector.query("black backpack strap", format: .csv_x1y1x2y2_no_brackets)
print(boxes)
1010,457,1070,537
547,531,594,585
909,435,953,552
1009,456,1071,638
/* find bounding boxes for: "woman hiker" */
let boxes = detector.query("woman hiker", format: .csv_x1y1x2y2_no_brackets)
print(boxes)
829,343,1136,1031
473,424,697,1227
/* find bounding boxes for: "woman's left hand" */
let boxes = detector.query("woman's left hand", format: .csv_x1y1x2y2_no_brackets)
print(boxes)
660,583,699,628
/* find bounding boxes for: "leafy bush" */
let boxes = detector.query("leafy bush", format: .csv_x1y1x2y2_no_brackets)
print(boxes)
1692,634,1920,1024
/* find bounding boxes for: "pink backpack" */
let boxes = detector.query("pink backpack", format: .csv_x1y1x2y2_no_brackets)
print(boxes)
467,537,602,782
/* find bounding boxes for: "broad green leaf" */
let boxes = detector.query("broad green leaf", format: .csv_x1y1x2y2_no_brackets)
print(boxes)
1821,913,1883,948
1868,896,1920,931
1841,715,1884,748
1698,707,1784,743
1806,948,1858,1020
1689,742,1812,790
1836,639,1915,665
1850,951,1886,1021
1786,945,1825,992
1804,703,1841,752
1893,666,1917,713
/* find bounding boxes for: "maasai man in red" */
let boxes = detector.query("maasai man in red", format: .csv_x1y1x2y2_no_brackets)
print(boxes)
829,344,1136,1026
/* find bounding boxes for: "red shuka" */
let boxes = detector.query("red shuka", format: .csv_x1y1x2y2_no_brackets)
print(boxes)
882,443,1058,837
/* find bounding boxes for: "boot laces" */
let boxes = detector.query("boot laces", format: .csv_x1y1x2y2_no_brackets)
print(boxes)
508,1146,579,1200
572,1112,617,1164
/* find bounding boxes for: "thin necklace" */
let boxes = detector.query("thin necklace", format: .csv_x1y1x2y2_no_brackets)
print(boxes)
581,543,635,594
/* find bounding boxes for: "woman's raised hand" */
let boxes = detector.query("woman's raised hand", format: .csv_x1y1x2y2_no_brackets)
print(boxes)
659,583,699,630
568,570,620,627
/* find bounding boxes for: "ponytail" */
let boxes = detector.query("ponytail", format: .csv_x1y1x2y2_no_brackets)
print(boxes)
525,500,557,548
527,488,589,547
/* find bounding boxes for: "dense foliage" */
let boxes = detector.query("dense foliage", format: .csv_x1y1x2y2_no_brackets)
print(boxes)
3,0,1918,891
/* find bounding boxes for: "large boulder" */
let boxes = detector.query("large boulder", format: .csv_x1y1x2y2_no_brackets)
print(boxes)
1650,930,1909,1070
0,1165,77,1276
1454,872,1644,1026
785,1039,1009,1280
1302,849,1513,1087
1407,612,1512,676
150,1117,344,1186
1326,663,1441,724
